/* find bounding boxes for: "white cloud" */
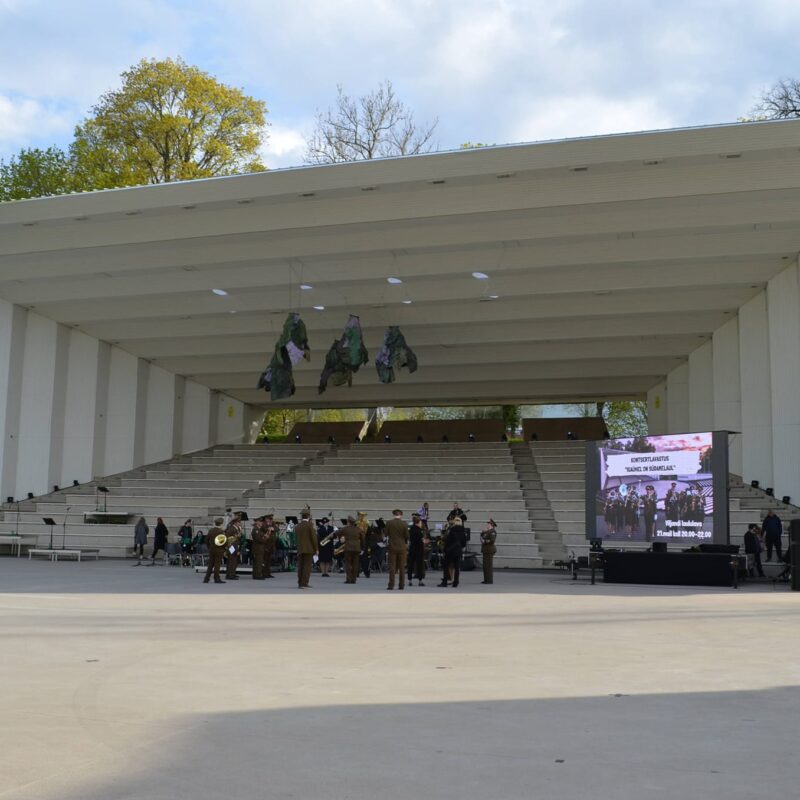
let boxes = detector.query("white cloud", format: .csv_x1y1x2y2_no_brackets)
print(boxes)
261,123,308,169
0,94,73,157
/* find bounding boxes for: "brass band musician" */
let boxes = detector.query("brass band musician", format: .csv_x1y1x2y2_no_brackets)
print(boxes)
480,519,497,584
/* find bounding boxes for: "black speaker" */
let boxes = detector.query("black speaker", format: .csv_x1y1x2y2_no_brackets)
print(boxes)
652,542,667,553
790,521,800,592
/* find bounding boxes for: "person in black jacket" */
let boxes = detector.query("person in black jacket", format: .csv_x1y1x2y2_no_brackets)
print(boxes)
743,523,765,578
762,510,783,561
407,514,427,586
439,518,467,588
148,517,169,565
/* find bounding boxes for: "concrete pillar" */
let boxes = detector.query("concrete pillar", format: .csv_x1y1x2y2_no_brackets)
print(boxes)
47,324,71,491
144,364,176,464
103,348,140,476
172,376,186,457
688,340,714,432
712,317,742,476
767,263,800,501
666,362,690,433
91,342,111,478
739,291,772,488
182,380,212,453
646,381,667,435
0,299,18,501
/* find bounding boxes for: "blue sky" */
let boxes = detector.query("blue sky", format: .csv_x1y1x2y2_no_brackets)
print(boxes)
0,0,796,168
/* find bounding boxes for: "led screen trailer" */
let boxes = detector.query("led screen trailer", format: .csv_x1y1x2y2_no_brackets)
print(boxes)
585,431,729,545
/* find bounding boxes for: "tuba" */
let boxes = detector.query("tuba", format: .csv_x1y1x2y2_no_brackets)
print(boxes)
214,533,227,547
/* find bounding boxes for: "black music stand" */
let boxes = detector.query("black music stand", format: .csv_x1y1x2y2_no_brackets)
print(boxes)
42,517,56,550
95,485,109,512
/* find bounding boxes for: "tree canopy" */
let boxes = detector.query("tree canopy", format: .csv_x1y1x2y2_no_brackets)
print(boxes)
305,81,437,164
0,57,268,201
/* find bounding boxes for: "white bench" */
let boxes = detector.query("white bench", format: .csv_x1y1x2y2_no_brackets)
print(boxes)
28,549,100,562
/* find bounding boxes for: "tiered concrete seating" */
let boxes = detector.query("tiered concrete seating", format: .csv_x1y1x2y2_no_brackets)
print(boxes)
1,443,329,557
242,442,542,568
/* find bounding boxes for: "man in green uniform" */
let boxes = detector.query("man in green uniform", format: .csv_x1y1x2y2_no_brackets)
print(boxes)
480,519,497,585
250,517,267,580
263,514,277,578
294,511,318,589
225,512,243,581
202,517,226,584
339,515,364,584
385,509,409,590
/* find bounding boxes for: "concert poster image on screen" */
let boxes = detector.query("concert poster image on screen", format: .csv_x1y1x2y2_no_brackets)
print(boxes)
587,432,728,545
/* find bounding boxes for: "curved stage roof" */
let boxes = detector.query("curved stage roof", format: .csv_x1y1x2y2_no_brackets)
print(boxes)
2,119,800,408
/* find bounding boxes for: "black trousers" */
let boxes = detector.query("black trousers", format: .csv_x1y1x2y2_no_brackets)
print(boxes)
407,549,425,581
748,551,765,577
442,551,461,585
765,533,782,562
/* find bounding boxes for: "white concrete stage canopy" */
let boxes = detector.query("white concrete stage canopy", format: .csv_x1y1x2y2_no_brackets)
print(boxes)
2,119,800,410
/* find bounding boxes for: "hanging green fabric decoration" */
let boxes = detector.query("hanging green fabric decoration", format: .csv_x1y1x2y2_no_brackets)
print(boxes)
318,314,369,394
256,313,310,400
375,326,418,384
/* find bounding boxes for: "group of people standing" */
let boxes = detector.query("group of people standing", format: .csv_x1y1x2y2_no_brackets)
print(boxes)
602,483,706,539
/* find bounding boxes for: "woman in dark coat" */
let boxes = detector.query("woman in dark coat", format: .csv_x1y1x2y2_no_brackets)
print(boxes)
439,518,467,588
407,514,426,586
148,517,169,565
317,517,335,577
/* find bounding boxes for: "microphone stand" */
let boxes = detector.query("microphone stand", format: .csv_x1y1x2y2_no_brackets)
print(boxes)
62,506,71,550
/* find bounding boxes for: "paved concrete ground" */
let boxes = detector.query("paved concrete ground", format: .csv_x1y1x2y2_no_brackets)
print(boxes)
0,560,798,800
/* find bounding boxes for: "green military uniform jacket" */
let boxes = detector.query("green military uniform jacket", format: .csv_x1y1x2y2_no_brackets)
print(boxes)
480,527,497,555
294,520,318,554
385,517,409,553
340,524,364,552
206,526,225,555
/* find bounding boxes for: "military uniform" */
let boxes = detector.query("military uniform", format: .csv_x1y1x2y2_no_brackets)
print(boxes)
294,518,318,588
250,521,267,579
480,526,497,584
263,518,277,577
224,521,242,580
385,516,409,590
340,524,364,583
203,526,226,583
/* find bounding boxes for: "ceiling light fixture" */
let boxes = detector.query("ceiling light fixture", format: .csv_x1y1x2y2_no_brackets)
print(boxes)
387,277,403,284
183,205,197,210
496,173,513,179
212,288,228,296
361,186,377,192
402,299,413,304
430,179,446,185
124,210,141,216
472,271,489,280
488,294,499,299
299,192,316,198
313,305,325,311
236,198,253,204
300,284,313,290
570,166,589,172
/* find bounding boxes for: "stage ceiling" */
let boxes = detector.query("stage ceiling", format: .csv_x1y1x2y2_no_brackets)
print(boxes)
2,119,800,409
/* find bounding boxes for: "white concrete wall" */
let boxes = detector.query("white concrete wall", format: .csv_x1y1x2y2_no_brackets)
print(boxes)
767,264,800,501
739,291,773,489
646,380,667,435
15,314,58,498
712,317,742,476
666,362,690,433
181,380,211,454
60,331,99,487
144,364,176,464
0,302,257,501
688,340,714,432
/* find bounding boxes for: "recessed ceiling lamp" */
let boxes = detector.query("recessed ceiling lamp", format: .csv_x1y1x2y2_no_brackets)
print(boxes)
300,284,313,290
488,294,499,299
472,271,489,280
387,277,403,284
313,305,325,311
212,288,228,296
402,299,413,304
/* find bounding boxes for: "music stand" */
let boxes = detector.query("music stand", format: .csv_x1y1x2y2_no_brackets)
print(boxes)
95,485,109,512
42,517,56,550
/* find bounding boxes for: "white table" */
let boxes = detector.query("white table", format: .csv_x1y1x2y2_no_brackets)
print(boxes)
0,534,38,557
28,548,100,562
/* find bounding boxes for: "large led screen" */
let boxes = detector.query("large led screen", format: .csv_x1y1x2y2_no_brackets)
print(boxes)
585,431,729,545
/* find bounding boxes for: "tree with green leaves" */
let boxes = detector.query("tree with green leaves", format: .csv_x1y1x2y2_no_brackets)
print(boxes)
71,57,268,186
0,147,75,201
305,81,437,164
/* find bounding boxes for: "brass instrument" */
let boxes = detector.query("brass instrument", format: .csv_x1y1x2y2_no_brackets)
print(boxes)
317,512,336,547
213,533,227,547
334,543,346,556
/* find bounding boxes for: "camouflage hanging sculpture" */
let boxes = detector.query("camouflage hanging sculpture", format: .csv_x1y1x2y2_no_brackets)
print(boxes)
318,314,369,394
256,313,310,401
375,326,418,384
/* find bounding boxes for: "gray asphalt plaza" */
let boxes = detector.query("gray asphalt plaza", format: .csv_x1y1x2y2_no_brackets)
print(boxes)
1,560,798,800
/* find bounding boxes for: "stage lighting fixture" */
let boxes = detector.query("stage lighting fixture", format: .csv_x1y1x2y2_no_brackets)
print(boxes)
328,436,336,444
530,433,538,441
783,496,791,505
72,480,79,487
501,434,508,442
766,488,774,497
53,485,59,493
751,480,760,489
416,435,424,443
295,435,302,443
468,433,476,442
384,435,392,443
566,432,576,440
27,492,34,500
442,435,449,443
6,496,13,504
